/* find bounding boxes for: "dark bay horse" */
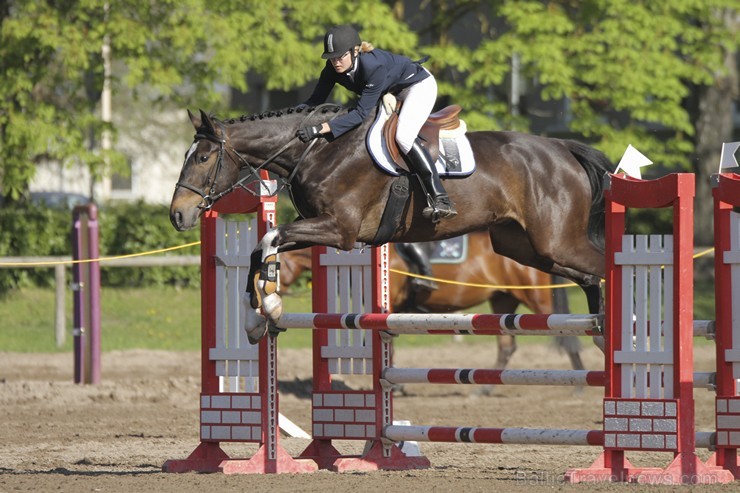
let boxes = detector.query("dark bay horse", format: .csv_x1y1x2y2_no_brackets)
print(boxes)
170,107,611,342
278,230,584,372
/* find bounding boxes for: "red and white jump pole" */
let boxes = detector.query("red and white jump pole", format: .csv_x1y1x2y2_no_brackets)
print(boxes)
381,367,715,389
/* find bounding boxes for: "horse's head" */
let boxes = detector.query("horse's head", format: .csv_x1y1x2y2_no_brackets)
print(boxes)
169,109,241,231
170,105,350,231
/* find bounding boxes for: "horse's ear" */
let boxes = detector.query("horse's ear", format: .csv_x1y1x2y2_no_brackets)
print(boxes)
188,109,201,130
199,109,219,136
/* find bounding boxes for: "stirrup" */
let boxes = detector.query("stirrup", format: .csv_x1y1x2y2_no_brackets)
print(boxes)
422,198,458,223
411,277,438,291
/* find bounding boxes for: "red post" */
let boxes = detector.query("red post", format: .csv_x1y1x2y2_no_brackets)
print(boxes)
72,204,101,385
567,173,733,484
298,245,345,468
165,177,319,474
708,173,740,477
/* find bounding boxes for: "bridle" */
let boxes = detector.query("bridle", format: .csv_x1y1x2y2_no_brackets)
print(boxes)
174,131,230,211
174,126,315,212
174,105,336,211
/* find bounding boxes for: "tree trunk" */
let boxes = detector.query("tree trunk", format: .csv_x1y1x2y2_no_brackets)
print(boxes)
693,10,738,254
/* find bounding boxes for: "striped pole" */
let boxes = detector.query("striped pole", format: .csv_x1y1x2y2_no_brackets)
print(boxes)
384,425,603,446
384,368,605,387
277,312,715,339
382,368,716,389
385,425,717,450
277,313,603,336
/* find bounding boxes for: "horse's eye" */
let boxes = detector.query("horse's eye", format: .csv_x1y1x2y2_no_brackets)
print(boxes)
199,154,209,163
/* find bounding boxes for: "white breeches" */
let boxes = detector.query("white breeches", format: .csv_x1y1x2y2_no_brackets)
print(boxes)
395,71,437,154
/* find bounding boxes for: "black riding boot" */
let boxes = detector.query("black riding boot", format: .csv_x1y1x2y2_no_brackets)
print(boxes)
405,138,457,222
399,242,438,290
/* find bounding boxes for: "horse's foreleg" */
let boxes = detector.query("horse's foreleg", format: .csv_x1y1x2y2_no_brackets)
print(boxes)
243,229,283,344
276,214,358,251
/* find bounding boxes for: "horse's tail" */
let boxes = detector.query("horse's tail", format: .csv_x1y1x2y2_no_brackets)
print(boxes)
561,140,612,252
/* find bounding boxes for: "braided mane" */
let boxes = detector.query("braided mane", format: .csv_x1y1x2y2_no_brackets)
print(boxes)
224,104,343,125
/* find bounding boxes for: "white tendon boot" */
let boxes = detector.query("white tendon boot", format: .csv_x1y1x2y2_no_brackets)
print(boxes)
242,229,283,344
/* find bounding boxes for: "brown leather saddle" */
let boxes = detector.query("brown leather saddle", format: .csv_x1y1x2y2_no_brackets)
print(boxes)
382,100,463,171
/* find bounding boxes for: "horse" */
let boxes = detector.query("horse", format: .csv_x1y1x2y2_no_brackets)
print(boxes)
170,106,612,343
278,230,584,372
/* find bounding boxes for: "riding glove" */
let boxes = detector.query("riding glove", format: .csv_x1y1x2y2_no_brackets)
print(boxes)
296,125,322,142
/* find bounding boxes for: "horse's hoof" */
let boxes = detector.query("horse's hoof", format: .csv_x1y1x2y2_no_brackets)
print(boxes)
471,384,495,398
246,324,268,345
244,307,267,344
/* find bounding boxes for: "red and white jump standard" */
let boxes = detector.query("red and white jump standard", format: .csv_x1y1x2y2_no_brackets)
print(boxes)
564,174,733,484
706,172,740,478
164,172,740,483
163,177,318,474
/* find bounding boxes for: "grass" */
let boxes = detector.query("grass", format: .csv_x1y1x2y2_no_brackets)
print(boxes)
0,281,717,353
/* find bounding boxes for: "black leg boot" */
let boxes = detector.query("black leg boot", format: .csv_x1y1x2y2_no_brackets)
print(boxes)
400,242,438,291
405,138,457,222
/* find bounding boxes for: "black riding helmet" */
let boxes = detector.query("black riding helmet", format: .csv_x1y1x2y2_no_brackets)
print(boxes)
321,25,361,59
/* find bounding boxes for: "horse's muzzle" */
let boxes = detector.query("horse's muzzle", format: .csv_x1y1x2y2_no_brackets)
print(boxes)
170,209,186,231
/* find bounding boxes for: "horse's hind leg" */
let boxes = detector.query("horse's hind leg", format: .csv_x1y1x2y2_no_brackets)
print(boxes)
488,224,604,314
550,276,586,373
581,283,603,316
490,292,521,370
554,336,585,371
579,283,606,356
475,292,519,397
495,336,517,369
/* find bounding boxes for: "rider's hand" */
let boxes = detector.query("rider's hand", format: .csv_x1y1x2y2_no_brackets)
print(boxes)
296,125,322,143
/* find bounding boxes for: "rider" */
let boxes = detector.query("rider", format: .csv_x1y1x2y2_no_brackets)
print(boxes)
295,24,457,222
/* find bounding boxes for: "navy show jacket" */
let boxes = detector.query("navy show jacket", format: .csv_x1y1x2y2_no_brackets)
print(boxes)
304,48,430,138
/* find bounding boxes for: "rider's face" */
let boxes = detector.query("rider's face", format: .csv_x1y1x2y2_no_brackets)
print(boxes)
330,50,353,74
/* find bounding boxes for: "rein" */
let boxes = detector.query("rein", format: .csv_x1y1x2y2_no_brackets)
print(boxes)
175,106,335,211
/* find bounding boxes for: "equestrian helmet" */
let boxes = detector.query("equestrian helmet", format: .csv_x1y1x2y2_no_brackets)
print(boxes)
321,25,361,59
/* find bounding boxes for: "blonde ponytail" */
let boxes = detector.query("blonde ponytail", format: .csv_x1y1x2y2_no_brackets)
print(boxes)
360,41,374,53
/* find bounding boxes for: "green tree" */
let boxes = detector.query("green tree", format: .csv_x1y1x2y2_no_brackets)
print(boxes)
692,7,738,245
419,0,737,242
3,0,736,248
0,0,414,202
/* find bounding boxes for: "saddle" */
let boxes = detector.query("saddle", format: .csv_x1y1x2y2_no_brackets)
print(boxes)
382,95,463,170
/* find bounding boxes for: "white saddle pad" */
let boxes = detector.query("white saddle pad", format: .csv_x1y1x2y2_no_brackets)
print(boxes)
366,104,476,178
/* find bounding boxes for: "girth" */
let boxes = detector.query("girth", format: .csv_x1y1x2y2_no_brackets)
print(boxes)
382,101,463,168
